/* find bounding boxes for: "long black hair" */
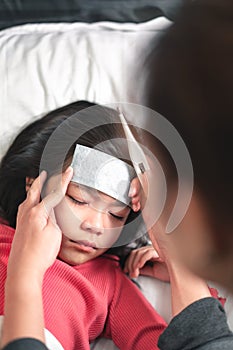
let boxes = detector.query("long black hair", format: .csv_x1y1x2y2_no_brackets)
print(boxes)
0,100,148,263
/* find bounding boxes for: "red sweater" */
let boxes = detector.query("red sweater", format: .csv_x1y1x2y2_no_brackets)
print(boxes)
0,224,167,350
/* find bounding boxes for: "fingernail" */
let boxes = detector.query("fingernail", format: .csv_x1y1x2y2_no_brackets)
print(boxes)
129,187,136,197
132,203,140,212
39,170,47,179
65,166,73,173
65,167,73,179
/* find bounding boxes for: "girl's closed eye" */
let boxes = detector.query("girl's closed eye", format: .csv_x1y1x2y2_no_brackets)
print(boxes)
110,212,125,221
67,194,86,206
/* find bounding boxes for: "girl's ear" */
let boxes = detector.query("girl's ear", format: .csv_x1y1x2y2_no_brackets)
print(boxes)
25,177,35,192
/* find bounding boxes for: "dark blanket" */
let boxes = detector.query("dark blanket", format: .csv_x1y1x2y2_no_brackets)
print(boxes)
0,0,185,30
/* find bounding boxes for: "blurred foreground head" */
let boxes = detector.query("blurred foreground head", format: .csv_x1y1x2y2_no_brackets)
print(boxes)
145,0,233,290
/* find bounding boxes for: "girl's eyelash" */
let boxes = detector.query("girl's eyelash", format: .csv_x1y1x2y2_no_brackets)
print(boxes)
67,195,86,205
110,212,124,221
67,195,125,220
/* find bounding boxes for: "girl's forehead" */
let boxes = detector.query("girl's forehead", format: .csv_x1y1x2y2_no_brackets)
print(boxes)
70,144,136,206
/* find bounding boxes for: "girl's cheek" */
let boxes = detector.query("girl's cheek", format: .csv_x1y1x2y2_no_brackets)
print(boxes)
98,229,122,248
55,199,82,231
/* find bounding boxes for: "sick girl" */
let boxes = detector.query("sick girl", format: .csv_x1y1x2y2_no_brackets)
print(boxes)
0,101,167,350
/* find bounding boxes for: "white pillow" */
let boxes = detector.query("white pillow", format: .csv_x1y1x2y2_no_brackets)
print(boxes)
0,17,171,159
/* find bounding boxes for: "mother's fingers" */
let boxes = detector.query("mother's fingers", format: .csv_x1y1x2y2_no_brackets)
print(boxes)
129,177,142,212
61,166,74,195
23,171,47,209
40,166,73,215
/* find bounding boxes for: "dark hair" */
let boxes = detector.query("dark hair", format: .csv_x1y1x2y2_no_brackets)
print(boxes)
0,101,93,227
145,0,233,248
0,100,148,262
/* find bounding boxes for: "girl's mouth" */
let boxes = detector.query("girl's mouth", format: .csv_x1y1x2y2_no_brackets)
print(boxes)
69,239,98,252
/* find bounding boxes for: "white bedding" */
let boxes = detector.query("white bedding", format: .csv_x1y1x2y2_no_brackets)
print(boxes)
0,17,233,350
0,17,171,159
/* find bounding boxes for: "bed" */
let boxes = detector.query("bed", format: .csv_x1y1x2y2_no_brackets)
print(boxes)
0,1,233,349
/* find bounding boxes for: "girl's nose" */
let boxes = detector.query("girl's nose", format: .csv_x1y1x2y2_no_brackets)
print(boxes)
80,209,104,235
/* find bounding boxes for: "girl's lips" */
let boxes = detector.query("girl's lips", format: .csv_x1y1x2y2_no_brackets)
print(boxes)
69,239,97,252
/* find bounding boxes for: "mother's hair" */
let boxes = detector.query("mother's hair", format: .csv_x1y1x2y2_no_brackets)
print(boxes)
145,0,233,252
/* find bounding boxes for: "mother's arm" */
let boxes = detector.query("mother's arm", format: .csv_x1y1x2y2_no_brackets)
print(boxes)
1,167,73,349
129,167,233,349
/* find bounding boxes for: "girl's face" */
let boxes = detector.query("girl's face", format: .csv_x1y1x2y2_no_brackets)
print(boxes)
45,176,131,265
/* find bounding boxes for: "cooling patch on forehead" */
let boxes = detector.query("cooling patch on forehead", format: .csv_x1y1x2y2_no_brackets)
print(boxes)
70,144,136,206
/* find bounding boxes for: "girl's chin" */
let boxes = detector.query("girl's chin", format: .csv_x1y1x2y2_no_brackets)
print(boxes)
57,253,94,266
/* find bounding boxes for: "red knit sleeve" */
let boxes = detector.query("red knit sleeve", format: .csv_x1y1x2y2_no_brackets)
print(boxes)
209,286,226,307
104,268,167,349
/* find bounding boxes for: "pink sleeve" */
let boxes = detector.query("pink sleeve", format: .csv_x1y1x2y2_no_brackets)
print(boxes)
104,269,167,350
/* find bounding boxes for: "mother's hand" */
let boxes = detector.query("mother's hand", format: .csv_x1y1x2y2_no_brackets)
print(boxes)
7,166,73,279
129,159,180,265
